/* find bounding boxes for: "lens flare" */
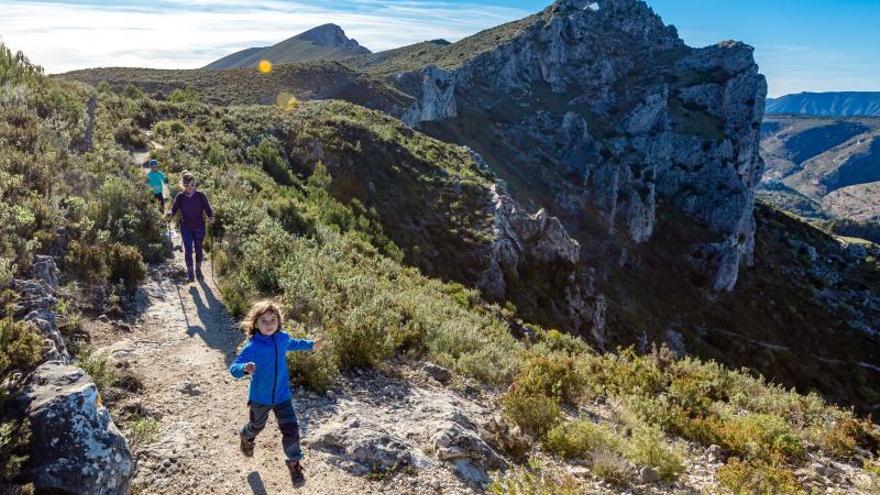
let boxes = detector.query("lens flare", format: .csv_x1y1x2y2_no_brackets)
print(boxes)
276,92,298,111
258,60,272,74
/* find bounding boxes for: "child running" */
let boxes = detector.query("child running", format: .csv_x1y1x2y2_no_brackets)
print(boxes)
229,300,316,487
145,159,167,210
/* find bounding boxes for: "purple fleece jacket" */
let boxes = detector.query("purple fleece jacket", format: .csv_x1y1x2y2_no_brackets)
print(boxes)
170,191,213,230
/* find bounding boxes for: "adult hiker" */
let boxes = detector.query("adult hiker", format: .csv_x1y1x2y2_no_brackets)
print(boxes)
165,170,214,283
229,300,317,487
145,159,168,210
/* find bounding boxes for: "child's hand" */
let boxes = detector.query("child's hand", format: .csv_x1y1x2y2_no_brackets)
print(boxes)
312,337,323,350
243,362,255,374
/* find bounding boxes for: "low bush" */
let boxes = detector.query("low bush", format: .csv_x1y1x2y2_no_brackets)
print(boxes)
623,424,686,482
488,459,580,495
716,458,805,495
544,419,619,459
501,386,560,438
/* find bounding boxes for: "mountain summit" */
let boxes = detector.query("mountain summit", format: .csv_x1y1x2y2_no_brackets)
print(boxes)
204,23,370,69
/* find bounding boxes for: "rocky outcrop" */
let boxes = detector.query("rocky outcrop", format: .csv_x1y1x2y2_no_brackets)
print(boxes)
299,24,370,54
12,256,69,363
396,0,766,292
21,362,134,494
400,66,458,127
479,181,606,343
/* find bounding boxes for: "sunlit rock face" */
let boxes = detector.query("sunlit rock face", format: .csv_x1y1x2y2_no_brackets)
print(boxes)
399,0,766,292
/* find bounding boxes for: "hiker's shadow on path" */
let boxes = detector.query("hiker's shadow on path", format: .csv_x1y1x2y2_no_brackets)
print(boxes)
185,281,243,366
246,471,268,495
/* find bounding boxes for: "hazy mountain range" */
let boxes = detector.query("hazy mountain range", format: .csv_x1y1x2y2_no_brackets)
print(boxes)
767,92,880,117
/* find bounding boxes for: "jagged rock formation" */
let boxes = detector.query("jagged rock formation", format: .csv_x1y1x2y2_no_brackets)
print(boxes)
385,0,767,291
480,181,606,344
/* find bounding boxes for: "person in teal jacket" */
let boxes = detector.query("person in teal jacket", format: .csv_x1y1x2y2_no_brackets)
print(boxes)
229,299,316,487
145,159,167,210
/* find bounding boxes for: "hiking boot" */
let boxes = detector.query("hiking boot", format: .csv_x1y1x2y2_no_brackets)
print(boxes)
195,267,204,280
239,434,254,457
186,273,195,283
287,459,305,487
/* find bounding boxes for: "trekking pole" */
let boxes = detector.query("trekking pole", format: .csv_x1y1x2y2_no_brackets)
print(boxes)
208,218,217,288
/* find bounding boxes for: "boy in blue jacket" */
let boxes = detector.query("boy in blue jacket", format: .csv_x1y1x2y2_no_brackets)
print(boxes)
229,300,316,487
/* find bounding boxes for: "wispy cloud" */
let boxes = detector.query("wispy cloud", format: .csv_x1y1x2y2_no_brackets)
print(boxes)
0,0,531,73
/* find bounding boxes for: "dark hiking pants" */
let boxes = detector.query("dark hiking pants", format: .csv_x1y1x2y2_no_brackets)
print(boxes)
180,226,205,276
240,399,302,461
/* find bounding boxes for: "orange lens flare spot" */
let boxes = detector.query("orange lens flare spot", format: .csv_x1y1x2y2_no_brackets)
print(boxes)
276,92,298,110
258,60,272,73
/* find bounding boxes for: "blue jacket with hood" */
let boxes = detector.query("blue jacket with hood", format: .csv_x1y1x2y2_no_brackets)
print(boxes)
229,331,314,405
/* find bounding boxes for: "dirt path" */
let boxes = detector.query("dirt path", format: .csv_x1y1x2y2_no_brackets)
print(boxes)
94,238,391,494
80,150,491,494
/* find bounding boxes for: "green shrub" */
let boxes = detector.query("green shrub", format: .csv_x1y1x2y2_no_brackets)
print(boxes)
154,119,187,137
512,352,584,405
589,449,631,486
106,242,146,289
0,316,44,377
64,240,108,283
114,122,147,148
169,86,199,103
501,386,560,438
0,43,43,85
716,458,805,495
716,413,805,463
488,459,580,495
74,346,118,399
0,417,30,482
328,294,398,369
126,416,159,451
286,328,339,393
544,419,619,460
219,275,253,319
531,327,592,357
623,425,686,482
253,137,294,186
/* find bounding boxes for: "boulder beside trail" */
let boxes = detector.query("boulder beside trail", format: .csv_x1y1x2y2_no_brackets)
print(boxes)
21,361,134,495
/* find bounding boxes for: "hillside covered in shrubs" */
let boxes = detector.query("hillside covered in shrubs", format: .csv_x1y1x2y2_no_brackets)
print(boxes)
4,38,880,494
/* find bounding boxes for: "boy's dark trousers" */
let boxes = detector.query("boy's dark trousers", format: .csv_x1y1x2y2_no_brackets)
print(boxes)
240,399,302,460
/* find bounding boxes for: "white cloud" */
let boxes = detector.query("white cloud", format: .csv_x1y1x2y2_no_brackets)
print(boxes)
0,0,531,73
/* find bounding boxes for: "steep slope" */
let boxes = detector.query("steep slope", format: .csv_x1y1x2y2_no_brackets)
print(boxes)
767,92,880,117
759,115,880,225
7,41,880,495
204,24,370,69
56,0,880,413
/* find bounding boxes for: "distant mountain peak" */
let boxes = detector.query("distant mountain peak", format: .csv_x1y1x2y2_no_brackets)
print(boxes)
203,23,370,69
297,23,367,52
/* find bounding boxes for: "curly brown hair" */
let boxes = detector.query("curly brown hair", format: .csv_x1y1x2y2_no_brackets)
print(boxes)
241,299,284,337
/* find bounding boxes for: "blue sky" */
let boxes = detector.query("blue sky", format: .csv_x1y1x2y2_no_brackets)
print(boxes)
0,0,877,96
